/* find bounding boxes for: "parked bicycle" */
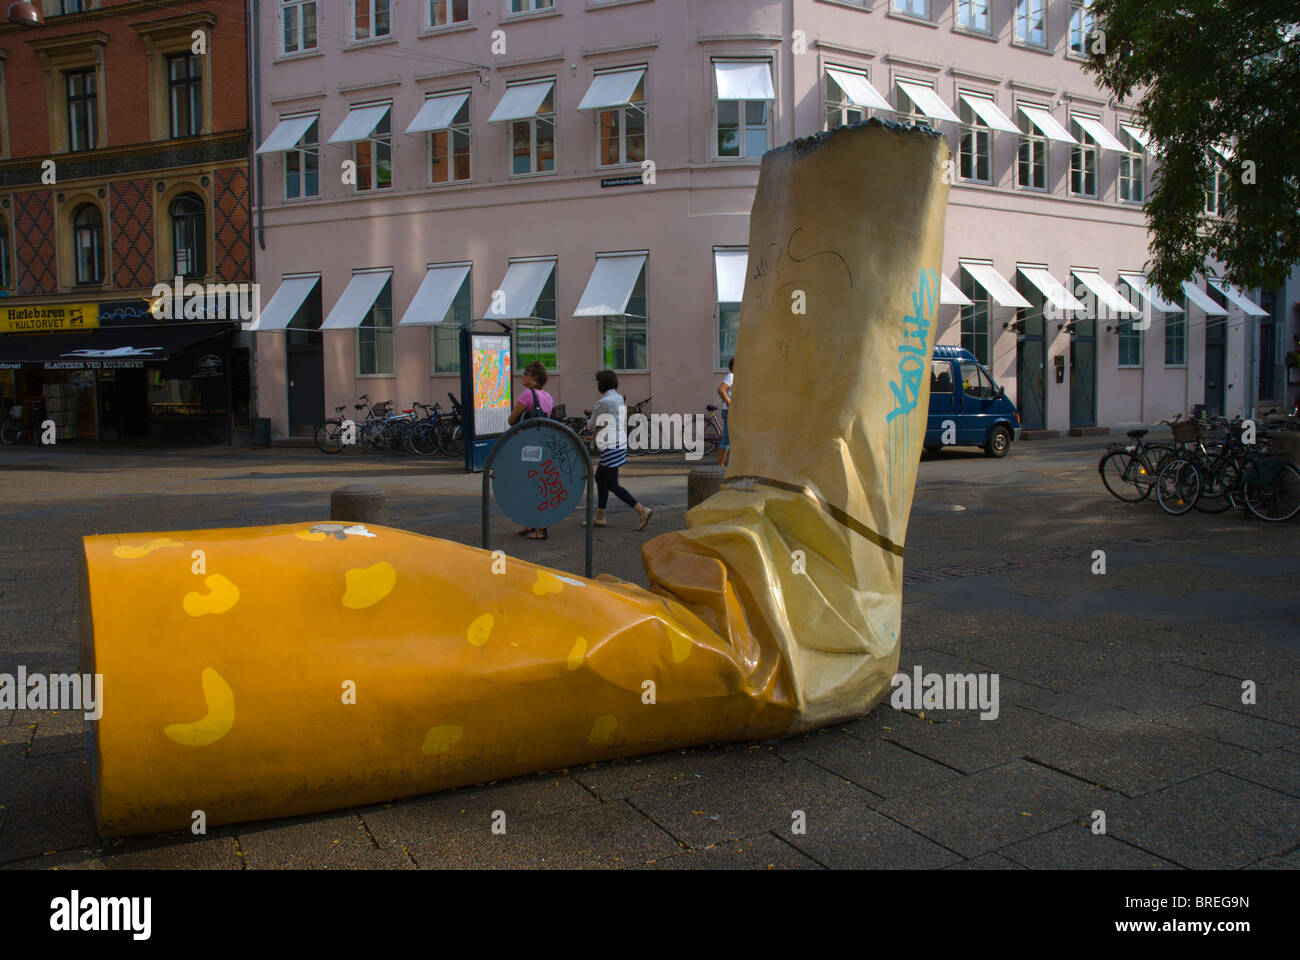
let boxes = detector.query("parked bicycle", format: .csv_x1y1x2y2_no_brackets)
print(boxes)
1155,416,1300,521
1098,414,1194,503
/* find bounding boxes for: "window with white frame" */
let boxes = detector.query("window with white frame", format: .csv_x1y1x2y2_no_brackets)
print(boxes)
358,275,394,375
893,0,929,19
597,72,646,167
1117,315,1142,367
1015,0,1046,47
602,259,648,371
1070,117,1099,198
1118,126,1144,203
354,0,391,41
1069,1,1096,57
1016,105,1047,190
431,266,471,374
960,273,990,365
715,66,770,160
958,96,992,184
429,0,469,27
824,67,869,129
956,0,990,33
510,0,553,13
1165,299,1186,366
431,95,471,183
282,0,317,54
515,263,557,369
1205,158,1229,216
895,79,931,124
355,105,392,191
284,115,319,199
510,84,555,175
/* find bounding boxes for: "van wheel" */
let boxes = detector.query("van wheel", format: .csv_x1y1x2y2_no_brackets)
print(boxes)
985,426,1011,458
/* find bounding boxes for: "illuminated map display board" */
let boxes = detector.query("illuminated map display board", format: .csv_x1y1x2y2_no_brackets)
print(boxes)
471,333,512,437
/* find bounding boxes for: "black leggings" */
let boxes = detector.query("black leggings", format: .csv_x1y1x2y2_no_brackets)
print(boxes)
596,464,638,510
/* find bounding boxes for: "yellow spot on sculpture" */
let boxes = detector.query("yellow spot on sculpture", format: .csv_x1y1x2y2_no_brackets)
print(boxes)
295,531,327,542
531,571,564,596
667,625,692,664
112,537,181,559
341,561,396,609
422,725,463,755
467,613,493,647
164,668,234,746
183,574,240,617
589,715,617,744
567,637,587,671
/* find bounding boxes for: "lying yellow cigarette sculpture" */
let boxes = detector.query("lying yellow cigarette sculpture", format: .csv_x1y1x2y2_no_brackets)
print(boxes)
79,121,950,836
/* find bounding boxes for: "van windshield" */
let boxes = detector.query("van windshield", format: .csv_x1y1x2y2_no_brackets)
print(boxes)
958,361,998,399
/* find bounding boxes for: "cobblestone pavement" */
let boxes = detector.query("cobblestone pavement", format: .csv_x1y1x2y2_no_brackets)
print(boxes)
1,436,1297,869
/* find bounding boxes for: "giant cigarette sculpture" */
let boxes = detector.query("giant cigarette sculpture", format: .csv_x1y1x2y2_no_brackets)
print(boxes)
79,121,950,835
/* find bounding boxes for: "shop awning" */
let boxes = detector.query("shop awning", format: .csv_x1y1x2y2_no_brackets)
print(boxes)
488,81,554,123
1019,267,1087,313
826,68,893,112
244,275,319,332
939,274,972,306
574,254,646,317
404,92,469,134
1018,104,1077,143
399,264,471,326
714,249,748,303
1208,280,1269,316
320,271,392,329
959,261,1032,308
327,104,390,144
577,69,645,111
713,62,775,101
1071,270,1138,314
1181,281,1229,316
256,115,317,154
1118,273,1184,313
896,80,960,123
486,260,555,320
1072,115,1127,152
0,321,235,370
958,93,1019,133
1119,123,1150,150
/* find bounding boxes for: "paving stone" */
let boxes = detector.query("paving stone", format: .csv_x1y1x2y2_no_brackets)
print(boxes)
945,853,1025,869
878,706,1078,775
0,752,96,865
796,736,960,800
1245,848,1300,870
1057,673,1211,719
571,743,753,801
642,832,821,870
1000,822,1179,869
98,832,243,870
1108,772,1300,870
1223,750,1300,799
238,812,409,869
957,634,1132,691
27,710,86,759
785,793,962,869
1156,705,1300,752
1215,673,1300,728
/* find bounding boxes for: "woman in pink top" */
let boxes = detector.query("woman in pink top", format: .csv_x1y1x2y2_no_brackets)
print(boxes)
508,361,555,540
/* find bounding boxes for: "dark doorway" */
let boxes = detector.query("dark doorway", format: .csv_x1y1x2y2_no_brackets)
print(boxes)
1204,318,1226,417
1069,317,1096,427
1015,278,1047,430
286,282,324,435
118,368,149,438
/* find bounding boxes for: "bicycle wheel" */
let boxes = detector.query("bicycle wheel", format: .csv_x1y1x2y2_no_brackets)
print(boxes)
384,421,410,455
701,416,721,456
363,422,388,455
1243,461,1300,522
442,423,465,457
315,420,342,454
1192,458,1237,514
0,421,20,445
1098,450,1153,503
1155,456,1201,516
408,422,438,457
339,420,366,455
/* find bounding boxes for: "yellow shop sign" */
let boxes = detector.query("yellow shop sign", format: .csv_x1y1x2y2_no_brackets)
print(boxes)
0,303,100,333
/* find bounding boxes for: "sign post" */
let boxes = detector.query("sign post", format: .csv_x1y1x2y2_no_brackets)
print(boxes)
458,319,513,472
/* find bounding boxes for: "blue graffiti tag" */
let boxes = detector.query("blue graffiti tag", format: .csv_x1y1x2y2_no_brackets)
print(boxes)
886,268,937,423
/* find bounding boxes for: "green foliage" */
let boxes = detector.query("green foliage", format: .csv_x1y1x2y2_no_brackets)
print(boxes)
1084,0,1300,301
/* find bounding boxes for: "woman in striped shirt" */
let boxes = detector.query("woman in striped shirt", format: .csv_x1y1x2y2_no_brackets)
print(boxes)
585,370,652,530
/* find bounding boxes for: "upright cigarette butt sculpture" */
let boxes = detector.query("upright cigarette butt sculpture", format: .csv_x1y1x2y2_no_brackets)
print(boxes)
79,121,950,836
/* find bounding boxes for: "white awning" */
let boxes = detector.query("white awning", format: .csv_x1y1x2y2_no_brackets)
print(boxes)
1181,281,1229,316
958,93,1020,133
714,250,748,303
1208,280,1269,317
826,68,893,112
327,104,390,144
256,115,317,155
243,275,318,332
577,69,645,111
1118,273,1184,313
1018,104,1077,143
487,260,555,319
320,271,391,329
1019,267,1087,313
1072,115,1127,153
399,264,470,326
488,81,554,123
574,254,646,317
1072,270,1139,315
1119,123,1150,150
959,262,1032,308
404,92,468,134
939,274,972,306
714,61,775,101
896,80,960,123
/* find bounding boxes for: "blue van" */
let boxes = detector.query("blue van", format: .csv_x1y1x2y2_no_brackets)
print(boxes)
924,345,1020,458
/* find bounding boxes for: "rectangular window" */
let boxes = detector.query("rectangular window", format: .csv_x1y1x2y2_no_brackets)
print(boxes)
960,273,990,365
283,0,317,53
510,0,553,12
893,0,929,18
1016,106,1047,190
431,95,471,183
429,0,469,27
510,85,555,175
715,63,771,160
355,106,393,191
597,74,646,167
358,275,394,375
1069,2,1096,56
958,96,992,184
0,219,10,290
60,0,85,13
354,0,391,41
601,258,648,371
1118,127,1145,203
957,0,990,33
167,54,203,138
1117,317,1142,368
1165,310,1185,366
1070,117,1099,198
1015,0,1046,47
284,115,319,200
1205,159,1228,216
824,67,868,130
65,69,97,152
515,264,557,369
431,267,471,374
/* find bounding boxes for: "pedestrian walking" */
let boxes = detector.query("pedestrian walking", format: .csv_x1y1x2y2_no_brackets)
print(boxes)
508,361,555,540
717,357,734,467
585,370,652,530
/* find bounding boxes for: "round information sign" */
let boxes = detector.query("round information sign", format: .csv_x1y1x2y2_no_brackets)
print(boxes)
490,422,589,528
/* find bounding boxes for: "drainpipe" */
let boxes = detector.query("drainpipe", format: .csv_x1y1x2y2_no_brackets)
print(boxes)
250,0,263,252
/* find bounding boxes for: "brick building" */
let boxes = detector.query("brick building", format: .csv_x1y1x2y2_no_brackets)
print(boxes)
0,0,253,443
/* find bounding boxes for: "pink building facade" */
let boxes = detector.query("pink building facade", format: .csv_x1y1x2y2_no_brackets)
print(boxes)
248,0,1285,440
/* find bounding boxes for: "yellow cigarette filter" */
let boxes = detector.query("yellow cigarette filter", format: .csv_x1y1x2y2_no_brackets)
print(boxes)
79,121,950,835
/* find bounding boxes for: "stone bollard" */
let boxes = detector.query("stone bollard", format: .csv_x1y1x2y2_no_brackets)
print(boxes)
687,465,728,509
330,484,388,525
